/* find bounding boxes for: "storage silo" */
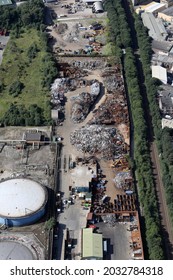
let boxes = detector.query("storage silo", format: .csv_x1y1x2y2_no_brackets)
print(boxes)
0,178,48,227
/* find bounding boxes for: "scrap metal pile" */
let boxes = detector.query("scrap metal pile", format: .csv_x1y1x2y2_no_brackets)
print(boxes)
51,77,90,105
89,67,129,126
102,214,117,226
70,59,106,69
102,67,124,93
51,78,68,105
71,82,100,123
70,125,125,160
114,171,133,190
89,94,129,125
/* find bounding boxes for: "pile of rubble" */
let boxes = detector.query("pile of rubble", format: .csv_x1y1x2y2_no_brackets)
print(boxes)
63,24,79,43
101,67,124,93
70,125,126,159
71,60,106,69
50,78,68,105
113,171,132,189
89,94,129,125
55,23,68,34
102,214,117,226
88,67,129,126
71,82,100,123
50,77,92,105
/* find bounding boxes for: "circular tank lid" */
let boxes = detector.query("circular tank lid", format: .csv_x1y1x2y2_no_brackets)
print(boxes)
0,241,34,260
0,178,47,218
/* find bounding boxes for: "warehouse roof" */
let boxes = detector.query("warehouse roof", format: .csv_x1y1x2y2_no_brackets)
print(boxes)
152,53,173,65
24,131,42,142
152,40,173,53
82,228,103,259
0,0,12,5
141,12,167,41
159,84,173,105
137,2,166,13
160,6,173,16
83,0,103,2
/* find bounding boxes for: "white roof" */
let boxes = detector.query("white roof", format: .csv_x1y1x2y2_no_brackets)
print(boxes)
145,2,166,13
136,2,166,14
141,12,167,41
0,179,47,218
162,118,173,128
83,0,102,2
152,65,167,84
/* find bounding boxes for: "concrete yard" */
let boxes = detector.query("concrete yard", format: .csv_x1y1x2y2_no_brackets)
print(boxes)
53,56,133,259
0,126,56,258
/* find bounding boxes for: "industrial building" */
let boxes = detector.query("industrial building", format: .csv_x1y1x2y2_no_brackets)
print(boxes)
158,6,173,22
152,53,173,68
152,40,173,55
152,65,168,84
159,85,173,115
82,0,103,5
92,1,104,13
0,178,48,227
81,228,103,260
160,0,173,9
135,2,166,15
0,0,12,6
141,12,168,41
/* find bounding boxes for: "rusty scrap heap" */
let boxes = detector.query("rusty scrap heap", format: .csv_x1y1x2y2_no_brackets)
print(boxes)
71,82,100,123
89,67,129,126
70,125,126,160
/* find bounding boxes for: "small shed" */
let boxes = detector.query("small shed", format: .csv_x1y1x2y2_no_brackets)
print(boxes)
152,65,167,84
51,109,59,120
92,1,104,13
23,131,44,148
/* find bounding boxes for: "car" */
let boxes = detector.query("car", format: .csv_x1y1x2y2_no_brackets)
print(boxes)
63,199,68,205
68,197,73,204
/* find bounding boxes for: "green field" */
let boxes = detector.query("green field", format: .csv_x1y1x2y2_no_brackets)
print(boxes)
0,29,52,121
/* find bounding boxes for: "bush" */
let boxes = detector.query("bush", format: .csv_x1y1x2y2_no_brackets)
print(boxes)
9,80,24,97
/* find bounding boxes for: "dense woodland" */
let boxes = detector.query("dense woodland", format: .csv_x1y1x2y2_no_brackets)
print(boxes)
105,0,164,259
0,0,57,126
0,0,45,31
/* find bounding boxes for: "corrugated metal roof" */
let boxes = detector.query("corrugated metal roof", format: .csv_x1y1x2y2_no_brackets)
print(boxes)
83,0,102,2
160,6,173,16
152,53,173,65
144,2,166,13
82,228,103,259
141,12,167,41
0,0,12,5
24,132,42,142
93,1,104,11
152,40,173,52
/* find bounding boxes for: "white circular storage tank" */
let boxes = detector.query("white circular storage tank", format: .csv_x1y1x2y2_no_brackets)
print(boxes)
0,178,48,227
0,241,35,260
